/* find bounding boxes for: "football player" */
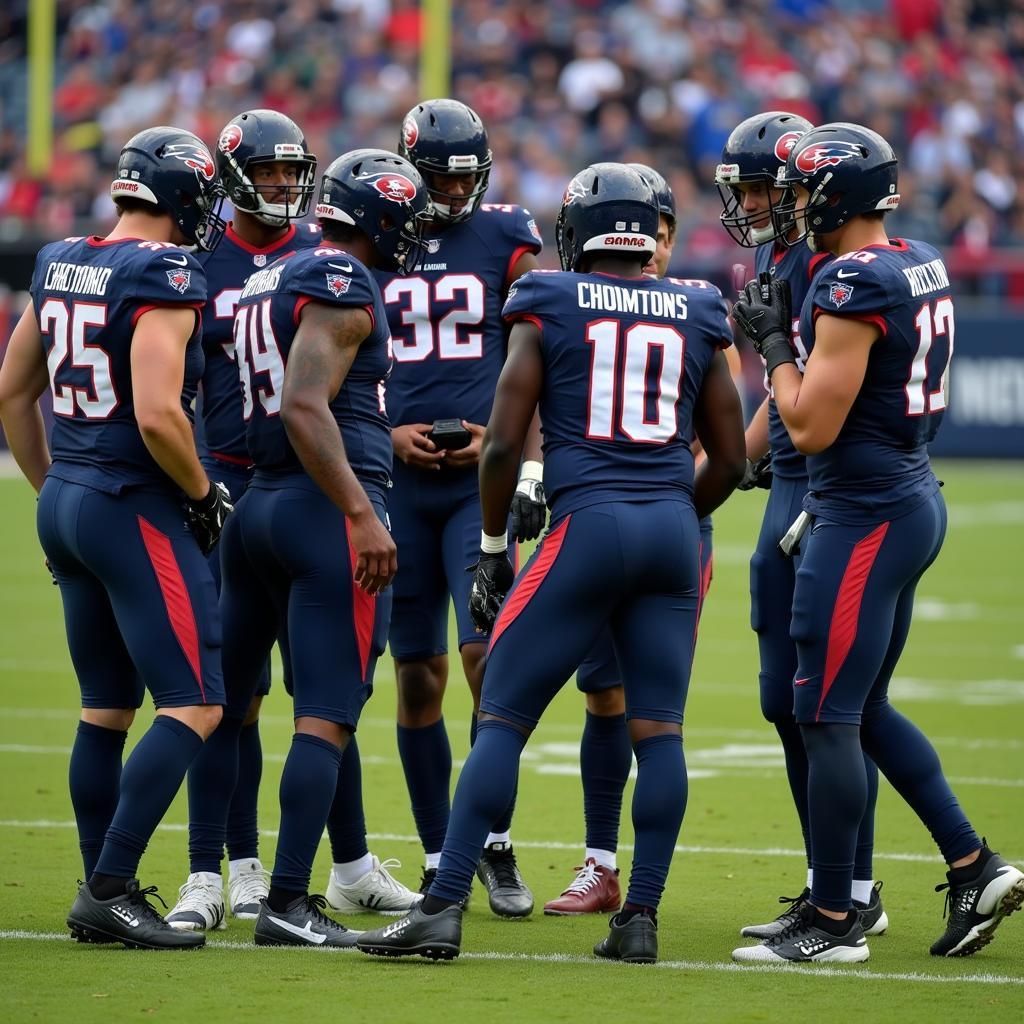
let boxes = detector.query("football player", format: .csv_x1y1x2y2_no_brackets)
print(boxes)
166,110,418,931
715,112,888,940
356,163,746,963
217,149,430,947
732,123,1024,964
379,99,543,916
0,127,231,949
543,163,743,915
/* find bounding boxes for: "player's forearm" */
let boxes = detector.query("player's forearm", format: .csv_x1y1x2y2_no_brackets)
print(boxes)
282,400,373,519
745,397,770,461
693,454,745,519
0,398,50,493
137,406,209,500
479,431,521,539
769,364,828,454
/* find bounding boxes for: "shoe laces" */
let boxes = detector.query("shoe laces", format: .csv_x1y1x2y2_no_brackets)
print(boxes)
563,862,602,896
306,893,344,931
126,883,169,923
368,858,411,896
766,902,816,945
484,847,523,889
231,866,270,905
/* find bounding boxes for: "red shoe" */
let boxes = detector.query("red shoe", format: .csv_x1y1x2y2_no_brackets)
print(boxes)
543,859,621,915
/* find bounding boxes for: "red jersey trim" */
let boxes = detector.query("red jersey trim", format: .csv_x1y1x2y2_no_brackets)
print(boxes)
225,222,296,255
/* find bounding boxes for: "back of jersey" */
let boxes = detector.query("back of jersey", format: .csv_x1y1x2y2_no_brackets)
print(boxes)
235,246,393,494
30,236,206,494
503,271,732,519
799,238,953,523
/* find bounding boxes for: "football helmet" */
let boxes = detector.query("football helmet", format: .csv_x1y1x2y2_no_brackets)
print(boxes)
629,163,675,233
110,126,226,252
215,109,317,227
555,163,658,272
315,149,432,275
715,111,813,247
776,122,900,246
398,99,492,223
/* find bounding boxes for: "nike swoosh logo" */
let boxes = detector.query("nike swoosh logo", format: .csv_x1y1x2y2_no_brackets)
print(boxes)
268,915,327,944
163,255,189,266
328,261,353,272
794,677,811,686
836,269,859,279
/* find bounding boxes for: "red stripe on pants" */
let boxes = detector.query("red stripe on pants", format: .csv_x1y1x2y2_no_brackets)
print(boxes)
816,521,890,721
346,520,376,682
488,515,571,653
137,516,205,702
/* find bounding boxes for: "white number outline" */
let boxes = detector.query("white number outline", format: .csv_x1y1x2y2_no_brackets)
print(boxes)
234,298,285,420
906,296,954,417
382,274,487,362
39,298,117,420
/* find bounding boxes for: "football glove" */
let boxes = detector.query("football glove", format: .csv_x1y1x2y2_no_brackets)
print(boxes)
733,272,795,376
737,451,774,491
509,461,546,542
468,550,515,635
185,481,234,555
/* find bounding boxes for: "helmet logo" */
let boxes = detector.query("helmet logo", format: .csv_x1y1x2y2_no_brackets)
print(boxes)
402,117,419,149
164,142,216,181
774,131,804,162
795,142,861,173
218,124,243,154
166,268,192,293
358,172,418,203
564,177,587,203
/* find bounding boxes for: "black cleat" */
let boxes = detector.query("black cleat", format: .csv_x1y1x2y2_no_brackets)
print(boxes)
253,893,362,948
357,903,462,960
594,911,658,964
67,879,204,950
477,842,533,918
733,903,869,964
930,847,1024,957
739,887,810,939
854,881,889,936
420,867,469,910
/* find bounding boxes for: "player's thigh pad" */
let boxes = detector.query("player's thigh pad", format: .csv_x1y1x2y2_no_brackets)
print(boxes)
790,494,946,725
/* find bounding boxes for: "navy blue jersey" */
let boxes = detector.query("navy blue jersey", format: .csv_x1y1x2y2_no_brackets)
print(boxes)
376,204,542,428
503,271,732,519
195,222,321,461
29,236,206,494
234,245,392,493
754,241,832,479
798,238,952,524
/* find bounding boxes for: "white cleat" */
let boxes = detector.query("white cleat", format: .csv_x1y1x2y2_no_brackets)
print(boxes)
325,856,423,916
732,904,869,964
165,871,227,932
228,859,270,920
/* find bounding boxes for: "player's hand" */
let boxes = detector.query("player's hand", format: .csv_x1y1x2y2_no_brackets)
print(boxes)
185,481,234,555
441,421,486,468
737,452,774,491
348,507,397,595
733,273,795,376
509,461,546,542
392,423,446,471
469,550,515,634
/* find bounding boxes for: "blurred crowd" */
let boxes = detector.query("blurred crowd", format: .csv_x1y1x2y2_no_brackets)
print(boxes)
1,0,1023,281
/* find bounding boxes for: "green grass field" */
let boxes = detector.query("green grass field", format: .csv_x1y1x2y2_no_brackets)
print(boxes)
1,464,1022,1022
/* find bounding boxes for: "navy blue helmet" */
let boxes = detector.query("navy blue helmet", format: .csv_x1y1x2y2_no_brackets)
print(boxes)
315,149,432,275
628,163,675,233
109,126,226,252
715,111,814,247
216,109,317,227
398,99,492,223
555,163,659,272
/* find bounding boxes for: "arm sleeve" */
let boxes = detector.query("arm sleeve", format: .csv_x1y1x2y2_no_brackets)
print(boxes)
136,249,208,308
502,270,544,323
811,262,890,336
290,254,380,310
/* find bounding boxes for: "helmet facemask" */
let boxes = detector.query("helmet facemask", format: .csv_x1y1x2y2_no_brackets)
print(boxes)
227,152,317,227
421,160,491,224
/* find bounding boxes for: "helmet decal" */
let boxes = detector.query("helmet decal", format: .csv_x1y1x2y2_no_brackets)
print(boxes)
401,117,419,150
218,124,243,154
357,172,419,203
774,131,804,162
163,143,215,181
795,142,863,174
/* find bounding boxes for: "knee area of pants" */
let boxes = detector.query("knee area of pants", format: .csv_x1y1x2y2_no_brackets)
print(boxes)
396,669,445,718
758,678,795,724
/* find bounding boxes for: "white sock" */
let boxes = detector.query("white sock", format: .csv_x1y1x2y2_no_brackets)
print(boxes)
425,851,441,870
332,852,374,885
585,847,617,871
852,879,874,905
228,858,258,880
485,831,511,848
806,868,814,889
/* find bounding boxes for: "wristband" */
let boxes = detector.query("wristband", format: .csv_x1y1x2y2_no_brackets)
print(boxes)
519,460,543,484
480,530,509,554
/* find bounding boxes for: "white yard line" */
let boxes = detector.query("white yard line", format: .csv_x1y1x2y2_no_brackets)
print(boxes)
0,929,1021,986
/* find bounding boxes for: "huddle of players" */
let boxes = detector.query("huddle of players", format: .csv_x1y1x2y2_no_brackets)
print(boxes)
0,95,1021,964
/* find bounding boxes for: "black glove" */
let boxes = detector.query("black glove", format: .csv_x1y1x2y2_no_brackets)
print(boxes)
468,550,515,634
733,272,795,376
185,481,234,555
737,451,774,491
509,477,546,543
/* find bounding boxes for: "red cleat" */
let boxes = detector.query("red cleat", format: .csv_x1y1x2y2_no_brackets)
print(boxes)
543,859,621,916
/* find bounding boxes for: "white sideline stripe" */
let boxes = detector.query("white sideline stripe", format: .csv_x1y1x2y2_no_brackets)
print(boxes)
2,819,1017,865
0,930,1021,986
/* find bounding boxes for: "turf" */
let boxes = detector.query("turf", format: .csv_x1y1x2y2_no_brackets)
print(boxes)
1,464,1022,1022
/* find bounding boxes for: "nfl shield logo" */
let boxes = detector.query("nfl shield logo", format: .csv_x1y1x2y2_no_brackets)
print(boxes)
326,273,350,297
254,253,267,267
166,268,192,294
828,282,854,307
